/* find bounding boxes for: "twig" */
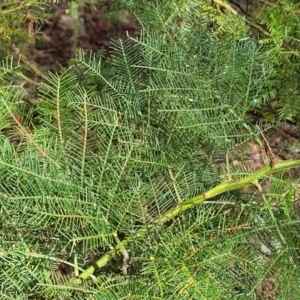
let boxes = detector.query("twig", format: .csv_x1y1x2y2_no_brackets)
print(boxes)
242,16,270,37
256,125,276,167
114,233,130,275
12,44,43,78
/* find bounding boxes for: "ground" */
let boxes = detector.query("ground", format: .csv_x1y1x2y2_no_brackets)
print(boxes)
29,2,139,73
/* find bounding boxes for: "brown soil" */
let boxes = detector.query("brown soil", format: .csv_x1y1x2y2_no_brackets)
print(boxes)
29,1,139,73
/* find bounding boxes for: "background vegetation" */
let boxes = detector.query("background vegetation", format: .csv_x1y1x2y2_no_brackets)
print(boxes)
1,0,300,299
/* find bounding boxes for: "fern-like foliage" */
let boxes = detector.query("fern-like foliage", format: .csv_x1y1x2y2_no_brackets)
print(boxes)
252,0,300,121
0,1,300,299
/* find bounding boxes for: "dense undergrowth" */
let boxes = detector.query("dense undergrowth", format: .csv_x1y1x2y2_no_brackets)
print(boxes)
1,1,300,299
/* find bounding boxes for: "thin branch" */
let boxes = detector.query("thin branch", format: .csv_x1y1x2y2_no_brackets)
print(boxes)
12,44,43,78
0,97,59,167
213,0,270,37
77,158,300,280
